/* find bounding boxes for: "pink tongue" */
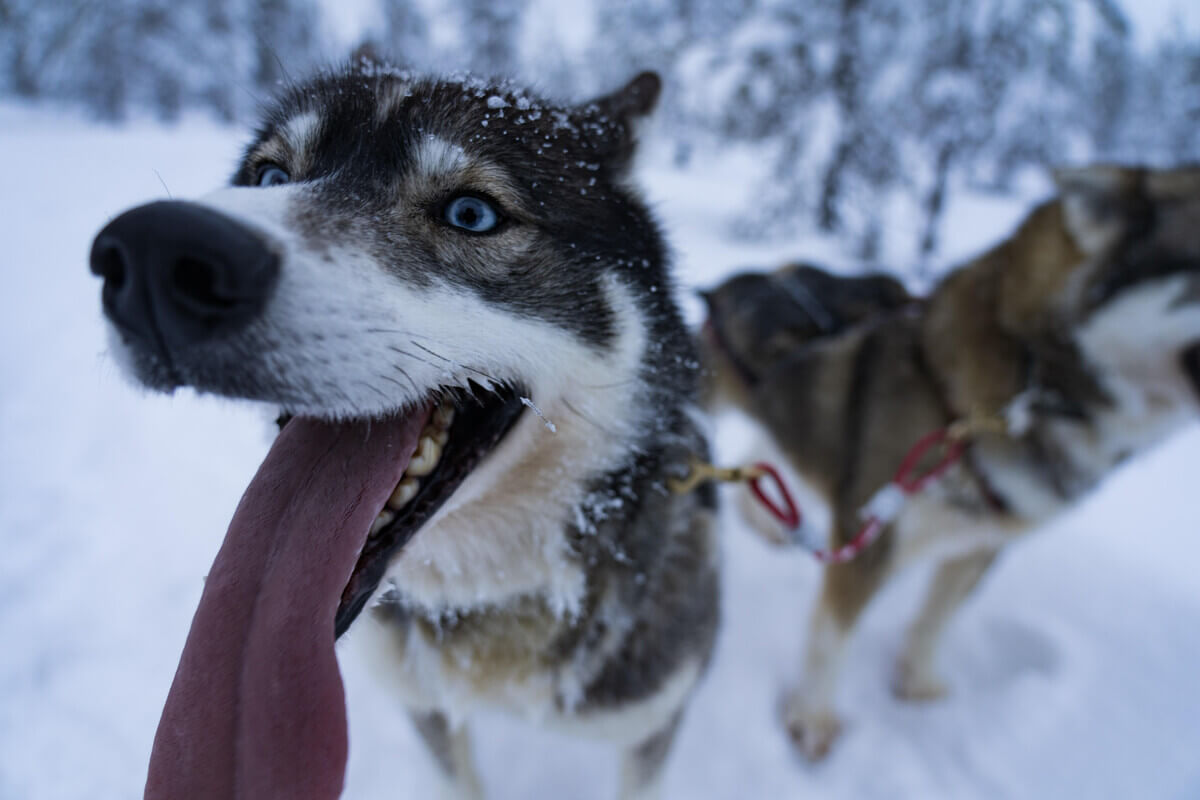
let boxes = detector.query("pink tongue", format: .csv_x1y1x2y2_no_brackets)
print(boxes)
145,414,425,800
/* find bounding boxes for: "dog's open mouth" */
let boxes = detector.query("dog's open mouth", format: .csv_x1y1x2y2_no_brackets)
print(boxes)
1182,344,1200,400
334,383,526,635
146,381,524,799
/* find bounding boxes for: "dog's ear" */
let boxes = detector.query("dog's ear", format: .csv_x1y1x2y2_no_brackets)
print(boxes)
351,40,383,67
577,71,662,170
1053,165,1145,255
593,71,662,120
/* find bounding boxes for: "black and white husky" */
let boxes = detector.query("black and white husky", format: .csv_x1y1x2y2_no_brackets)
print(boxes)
90,63,718,799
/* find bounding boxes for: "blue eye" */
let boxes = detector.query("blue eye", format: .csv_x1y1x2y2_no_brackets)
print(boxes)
444,195,501,233
256,165,290,187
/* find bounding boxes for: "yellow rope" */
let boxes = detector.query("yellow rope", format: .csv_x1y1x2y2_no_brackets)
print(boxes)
668,459,767,495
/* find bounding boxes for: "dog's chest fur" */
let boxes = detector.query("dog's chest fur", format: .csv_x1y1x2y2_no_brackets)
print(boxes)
348,427,719,736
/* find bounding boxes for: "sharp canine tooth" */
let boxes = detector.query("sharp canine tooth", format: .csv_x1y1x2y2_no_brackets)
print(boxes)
370,509,395,535
387,477,419,510
405,435,442,477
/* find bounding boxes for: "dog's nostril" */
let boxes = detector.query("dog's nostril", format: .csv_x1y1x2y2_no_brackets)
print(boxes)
95,245,128,290
171,256,237,310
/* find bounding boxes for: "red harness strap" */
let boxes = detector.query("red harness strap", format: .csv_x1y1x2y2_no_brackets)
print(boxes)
747,426,968,564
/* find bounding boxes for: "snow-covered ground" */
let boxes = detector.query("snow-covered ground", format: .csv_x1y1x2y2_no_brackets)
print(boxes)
1,103,1198,800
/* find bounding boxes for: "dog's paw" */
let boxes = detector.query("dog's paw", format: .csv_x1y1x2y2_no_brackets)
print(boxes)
892,659,950,703
780,691,843,762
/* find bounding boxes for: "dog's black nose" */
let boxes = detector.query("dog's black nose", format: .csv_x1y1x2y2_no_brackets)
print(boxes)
90,201,279,355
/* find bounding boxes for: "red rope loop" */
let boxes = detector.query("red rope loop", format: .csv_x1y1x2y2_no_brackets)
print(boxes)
747,461,802,530
742,426,968,565
893,427,965,492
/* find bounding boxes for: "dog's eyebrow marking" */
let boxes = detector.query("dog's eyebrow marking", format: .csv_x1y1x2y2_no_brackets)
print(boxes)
411,135,470,179
376,79,416,124
280,110,322,162
404,134,533,217
249,110,323,173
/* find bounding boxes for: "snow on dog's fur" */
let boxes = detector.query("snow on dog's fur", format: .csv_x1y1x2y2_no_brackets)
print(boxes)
92,62,719,800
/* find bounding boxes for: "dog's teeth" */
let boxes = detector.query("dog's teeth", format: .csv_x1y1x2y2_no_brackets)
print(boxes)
433,404,455,430
387,477,420,510
424,424,450,448
370,509,395,535
405,434,443,477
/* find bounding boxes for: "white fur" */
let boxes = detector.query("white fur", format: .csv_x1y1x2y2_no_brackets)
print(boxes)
375,79,415,124
411,135,469,180
383,278,650,613
280,110,322,161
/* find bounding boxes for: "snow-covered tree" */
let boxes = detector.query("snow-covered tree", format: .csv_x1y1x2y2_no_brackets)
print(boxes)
457,0,528,76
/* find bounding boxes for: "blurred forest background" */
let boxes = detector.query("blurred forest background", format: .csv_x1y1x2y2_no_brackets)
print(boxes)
3,0,1198,262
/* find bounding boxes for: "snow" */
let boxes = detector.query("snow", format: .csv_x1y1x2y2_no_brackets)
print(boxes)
2,103,1200,800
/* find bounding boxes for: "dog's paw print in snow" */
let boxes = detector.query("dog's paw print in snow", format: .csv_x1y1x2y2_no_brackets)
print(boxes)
952,616,1062,696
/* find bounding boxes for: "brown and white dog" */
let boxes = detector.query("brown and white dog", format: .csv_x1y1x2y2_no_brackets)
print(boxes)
701,165,1200,760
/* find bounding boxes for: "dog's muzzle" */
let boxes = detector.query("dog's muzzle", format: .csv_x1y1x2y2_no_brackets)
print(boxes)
90,201,279,361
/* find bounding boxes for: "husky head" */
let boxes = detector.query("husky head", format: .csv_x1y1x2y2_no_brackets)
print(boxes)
89,65,685,631
701,263,911,394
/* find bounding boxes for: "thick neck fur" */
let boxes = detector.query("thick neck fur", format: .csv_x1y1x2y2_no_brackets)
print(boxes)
380,277,704,619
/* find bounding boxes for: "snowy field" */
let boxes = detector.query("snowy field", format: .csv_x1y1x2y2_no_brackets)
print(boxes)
2,103,1199,800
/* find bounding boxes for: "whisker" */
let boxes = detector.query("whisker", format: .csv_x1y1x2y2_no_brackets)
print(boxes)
576,378,638,390
356,379,390,402
379,373,410,393
411,341,450,362
409,340,502,384
387,344,438,371
152,169,173,198
391,364,421,395
562,398,624,437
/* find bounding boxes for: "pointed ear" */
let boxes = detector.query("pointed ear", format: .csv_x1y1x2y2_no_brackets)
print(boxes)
1053,165,1143,255
593,71,662,121
351,40,382,66
577,71,662,170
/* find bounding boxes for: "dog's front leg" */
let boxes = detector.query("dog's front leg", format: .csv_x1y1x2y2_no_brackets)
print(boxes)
894,548,999,701
409,711,484,800
783,551,891,761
